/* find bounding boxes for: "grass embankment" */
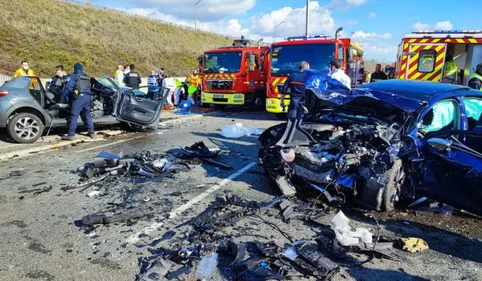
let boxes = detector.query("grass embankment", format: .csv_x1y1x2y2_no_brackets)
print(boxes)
0,0,233,77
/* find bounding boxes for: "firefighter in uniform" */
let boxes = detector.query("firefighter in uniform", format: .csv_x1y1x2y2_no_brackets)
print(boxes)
61,63,95,140
441,55,458,84
468,63,482,91
280,61,310,120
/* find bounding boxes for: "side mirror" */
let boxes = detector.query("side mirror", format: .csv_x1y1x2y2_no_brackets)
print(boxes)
427,138,452,152
249,54,255,72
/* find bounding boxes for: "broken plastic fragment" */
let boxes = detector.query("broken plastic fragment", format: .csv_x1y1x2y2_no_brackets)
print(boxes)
283,246,298,261
331,211,373,246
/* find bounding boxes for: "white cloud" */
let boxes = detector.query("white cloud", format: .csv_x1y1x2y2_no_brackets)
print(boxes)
116,0,255,21
351,30,391,40
435,21,453,30
115,1,397,62
122,8,253,38
347,0,368,4
250,1,335,38
350,31,396,61
369,12,376,19
413,20,453,31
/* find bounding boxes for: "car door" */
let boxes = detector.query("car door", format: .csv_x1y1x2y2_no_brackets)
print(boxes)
419,134,482,216
115,86,164,129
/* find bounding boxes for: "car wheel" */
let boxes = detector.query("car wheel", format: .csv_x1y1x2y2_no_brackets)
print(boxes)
382,159,406,211
7,113,44,143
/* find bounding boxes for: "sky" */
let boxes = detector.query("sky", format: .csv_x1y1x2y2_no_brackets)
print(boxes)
86,0,476,62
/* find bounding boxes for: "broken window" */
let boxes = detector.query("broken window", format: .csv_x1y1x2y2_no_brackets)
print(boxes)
421,99,458,133
463,97,482,131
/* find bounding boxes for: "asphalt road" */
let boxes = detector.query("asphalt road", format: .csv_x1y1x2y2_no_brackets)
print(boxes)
0,108,480,281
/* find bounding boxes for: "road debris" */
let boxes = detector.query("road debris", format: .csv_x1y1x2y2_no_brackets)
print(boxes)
132,191,409,280
219,123,264,138
400,237,429,253
10,168,26,177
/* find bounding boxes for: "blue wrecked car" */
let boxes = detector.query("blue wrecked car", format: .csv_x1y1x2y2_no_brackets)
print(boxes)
259,70,482,215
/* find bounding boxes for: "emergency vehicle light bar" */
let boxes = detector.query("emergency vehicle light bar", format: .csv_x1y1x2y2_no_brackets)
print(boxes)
286,35,329,41
412,30,482,34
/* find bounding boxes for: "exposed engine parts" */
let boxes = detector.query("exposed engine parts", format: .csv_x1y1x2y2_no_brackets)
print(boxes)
259,121,404,211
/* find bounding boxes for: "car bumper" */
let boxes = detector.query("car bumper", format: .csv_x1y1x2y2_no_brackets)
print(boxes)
266,98,290,114
201,92,245,105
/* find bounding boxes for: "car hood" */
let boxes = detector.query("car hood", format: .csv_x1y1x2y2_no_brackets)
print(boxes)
304,70,424,117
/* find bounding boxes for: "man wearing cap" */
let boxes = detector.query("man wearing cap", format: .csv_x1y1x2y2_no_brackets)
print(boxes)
61,63,95,140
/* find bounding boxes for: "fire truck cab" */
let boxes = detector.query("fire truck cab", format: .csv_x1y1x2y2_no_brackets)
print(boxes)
200,38,268,107
263,28,364,115
396,30,482,85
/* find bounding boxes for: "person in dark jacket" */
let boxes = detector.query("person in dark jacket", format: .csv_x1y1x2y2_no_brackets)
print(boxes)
280,61,310,120
123,64,142,89
60,63,94,140
370,64,388,83
49,65,69,103
468,63,482,91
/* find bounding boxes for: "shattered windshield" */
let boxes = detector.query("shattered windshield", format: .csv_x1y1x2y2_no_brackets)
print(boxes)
204,51,242,73
270,43,335,76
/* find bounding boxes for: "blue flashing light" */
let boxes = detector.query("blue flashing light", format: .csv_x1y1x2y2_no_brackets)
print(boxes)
286,34,329,41
178,100,192,115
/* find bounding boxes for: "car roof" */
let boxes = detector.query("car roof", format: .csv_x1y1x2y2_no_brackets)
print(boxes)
358,79,478,102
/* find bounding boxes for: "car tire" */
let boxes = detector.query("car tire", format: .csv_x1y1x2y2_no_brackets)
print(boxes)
7,113,44,144
381,159,406,211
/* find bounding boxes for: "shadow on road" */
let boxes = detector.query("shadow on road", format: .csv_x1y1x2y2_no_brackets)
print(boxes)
346,210,482,264
347,267,430,281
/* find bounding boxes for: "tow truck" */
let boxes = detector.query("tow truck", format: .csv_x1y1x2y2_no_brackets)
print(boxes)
395,30,482,85
200,37,269,107
262,27,364,116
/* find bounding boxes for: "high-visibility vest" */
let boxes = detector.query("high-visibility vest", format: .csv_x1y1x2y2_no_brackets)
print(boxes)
469,72,482,91
443,61,457,79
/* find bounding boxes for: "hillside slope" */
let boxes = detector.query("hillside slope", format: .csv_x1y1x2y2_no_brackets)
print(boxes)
0,0,233,77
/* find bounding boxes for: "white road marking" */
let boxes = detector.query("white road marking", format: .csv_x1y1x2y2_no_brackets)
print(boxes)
126,161,257,244
77,130,167,153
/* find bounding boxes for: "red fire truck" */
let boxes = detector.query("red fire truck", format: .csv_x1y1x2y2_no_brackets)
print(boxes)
200,37,269,107
262,27,364,115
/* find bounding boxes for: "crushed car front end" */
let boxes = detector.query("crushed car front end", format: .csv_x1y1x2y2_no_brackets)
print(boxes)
259,72,425,211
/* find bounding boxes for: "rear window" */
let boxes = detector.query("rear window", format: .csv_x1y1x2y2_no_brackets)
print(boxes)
418,50,436,73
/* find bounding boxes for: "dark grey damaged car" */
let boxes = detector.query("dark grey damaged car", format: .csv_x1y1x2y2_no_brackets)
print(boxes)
258,77,482,216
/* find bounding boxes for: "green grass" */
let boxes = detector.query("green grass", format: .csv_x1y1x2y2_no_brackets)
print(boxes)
0,0,233,77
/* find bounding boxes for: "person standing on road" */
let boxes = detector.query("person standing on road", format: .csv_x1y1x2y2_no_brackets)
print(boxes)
329,59,352,89
441,55,458,84
186,69,201,104
14,60,36,78
49,65,69,103
280,61,310,120
147,70,160,99
468,63,482,91
61,63,95,140
370,64,388,83
114,65,125,87
14,60,37,89
123,64,142,89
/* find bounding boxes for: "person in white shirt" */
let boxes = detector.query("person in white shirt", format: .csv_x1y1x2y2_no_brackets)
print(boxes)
329,59,352,89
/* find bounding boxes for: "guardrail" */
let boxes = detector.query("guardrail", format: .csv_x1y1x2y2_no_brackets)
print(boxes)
0,74,11,86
